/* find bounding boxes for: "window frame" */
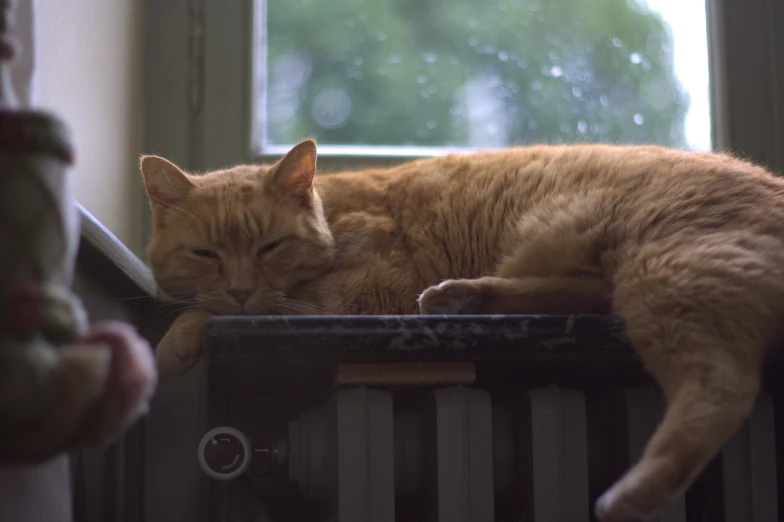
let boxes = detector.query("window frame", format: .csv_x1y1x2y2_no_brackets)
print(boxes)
707,0,783,168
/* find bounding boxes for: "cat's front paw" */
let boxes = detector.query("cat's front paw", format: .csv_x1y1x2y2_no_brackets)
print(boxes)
418,279,484,314
156,308,213,374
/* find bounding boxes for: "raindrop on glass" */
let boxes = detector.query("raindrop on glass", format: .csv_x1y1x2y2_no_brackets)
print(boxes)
423,53,438,64
416,74,428,84
629,52,642,64
633,113,644,125
550,65,564,78
426,119,438,130
311,88,352,129
498,50,509,62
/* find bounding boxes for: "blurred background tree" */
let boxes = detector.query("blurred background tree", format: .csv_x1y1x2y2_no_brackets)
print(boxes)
264,0,688,148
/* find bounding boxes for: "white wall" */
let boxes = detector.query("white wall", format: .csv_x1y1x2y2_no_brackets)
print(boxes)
34,0,146,254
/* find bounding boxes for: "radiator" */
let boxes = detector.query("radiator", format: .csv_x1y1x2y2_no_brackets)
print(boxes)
202,315,784,522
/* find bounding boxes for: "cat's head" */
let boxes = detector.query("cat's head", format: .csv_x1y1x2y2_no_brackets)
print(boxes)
140,139,335,315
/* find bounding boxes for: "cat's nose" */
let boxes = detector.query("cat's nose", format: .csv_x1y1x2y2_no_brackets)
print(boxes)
228,287,254,305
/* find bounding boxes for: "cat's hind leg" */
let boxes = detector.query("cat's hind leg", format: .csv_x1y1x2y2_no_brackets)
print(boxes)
596,241,781,522
417,275,611,314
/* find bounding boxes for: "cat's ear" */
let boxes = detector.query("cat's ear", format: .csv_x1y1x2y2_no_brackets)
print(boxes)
139,155,196,218
271,138,317,200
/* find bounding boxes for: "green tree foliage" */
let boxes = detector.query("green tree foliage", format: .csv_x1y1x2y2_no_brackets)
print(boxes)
265,0,688,148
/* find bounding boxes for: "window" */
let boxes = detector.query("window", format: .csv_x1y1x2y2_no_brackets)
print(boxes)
256,0,712,155
144,0,781,186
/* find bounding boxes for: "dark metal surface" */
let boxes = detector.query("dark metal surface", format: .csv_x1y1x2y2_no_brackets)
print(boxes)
205,314,632,365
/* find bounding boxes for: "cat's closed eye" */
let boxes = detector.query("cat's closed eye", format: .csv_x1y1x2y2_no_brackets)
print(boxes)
257,239,283,257
192,249,219,259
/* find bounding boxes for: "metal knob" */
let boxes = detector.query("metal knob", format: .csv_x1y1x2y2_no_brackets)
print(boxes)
197,426,252,481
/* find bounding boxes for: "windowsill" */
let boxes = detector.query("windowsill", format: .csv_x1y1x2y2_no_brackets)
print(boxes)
257,144,482,158
253,145,483,170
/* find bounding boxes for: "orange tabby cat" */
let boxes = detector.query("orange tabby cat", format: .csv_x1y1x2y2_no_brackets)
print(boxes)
142,139,784,522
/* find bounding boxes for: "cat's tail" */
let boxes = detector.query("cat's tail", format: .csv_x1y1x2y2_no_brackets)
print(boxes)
596,245,773,521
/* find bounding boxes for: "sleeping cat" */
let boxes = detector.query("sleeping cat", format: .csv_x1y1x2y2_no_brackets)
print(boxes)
142,139,784,522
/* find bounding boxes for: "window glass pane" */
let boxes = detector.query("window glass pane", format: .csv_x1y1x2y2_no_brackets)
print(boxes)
258,0,711,151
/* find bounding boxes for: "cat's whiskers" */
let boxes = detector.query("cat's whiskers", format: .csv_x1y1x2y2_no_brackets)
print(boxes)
156,291,200,304
274,300,328,316
271,303,304,316
118,294,156,302
270,305,291,316
274,303,308,316
158,303,202,323
278,297,330,315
